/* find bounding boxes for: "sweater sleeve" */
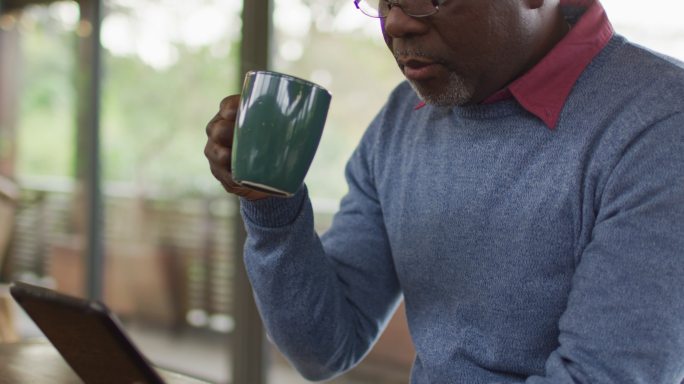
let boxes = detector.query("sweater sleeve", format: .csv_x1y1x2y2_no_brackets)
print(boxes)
239,113,402,381
526,113,684,383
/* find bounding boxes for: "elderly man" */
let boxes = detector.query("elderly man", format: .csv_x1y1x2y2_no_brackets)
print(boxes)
205,0,684,382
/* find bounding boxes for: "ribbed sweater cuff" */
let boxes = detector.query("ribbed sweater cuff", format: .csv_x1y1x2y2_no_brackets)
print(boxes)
239,185,307,228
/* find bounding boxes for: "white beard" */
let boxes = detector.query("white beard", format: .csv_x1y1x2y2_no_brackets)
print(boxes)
407,71,475,106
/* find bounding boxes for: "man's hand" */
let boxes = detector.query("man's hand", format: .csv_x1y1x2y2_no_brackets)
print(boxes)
204,95,270,200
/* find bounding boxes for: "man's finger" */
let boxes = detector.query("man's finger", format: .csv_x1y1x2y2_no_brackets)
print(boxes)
209,163,232,185
205,113,222,137
204,141,231,164
208,164,265,199
219,95,240,120
206,117,234,144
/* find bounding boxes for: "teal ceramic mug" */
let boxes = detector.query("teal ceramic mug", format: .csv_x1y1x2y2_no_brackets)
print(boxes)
231,71,332,197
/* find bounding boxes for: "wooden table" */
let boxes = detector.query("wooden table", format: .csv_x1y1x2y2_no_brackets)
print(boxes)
0,340,211,384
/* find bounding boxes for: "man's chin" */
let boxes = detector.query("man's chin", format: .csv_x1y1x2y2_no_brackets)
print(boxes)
407,78,473,107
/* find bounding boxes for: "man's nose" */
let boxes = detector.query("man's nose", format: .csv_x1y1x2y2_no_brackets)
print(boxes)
383,5,431,39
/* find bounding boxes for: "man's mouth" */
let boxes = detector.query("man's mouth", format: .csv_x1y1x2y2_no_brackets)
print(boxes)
397,57,443,81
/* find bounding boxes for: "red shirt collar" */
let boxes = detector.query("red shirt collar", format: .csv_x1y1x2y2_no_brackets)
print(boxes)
484,0,614,129
416,0,614,129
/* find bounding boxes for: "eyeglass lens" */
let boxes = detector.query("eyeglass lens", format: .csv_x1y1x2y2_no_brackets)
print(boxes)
356,0,438,18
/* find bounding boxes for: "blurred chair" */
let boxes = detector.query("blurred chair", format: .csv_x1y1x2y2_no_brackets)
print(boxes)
0,175,19,342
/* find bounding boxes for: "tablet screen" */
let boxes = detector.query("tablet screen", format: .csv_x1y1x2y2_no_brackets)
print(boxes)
10,281,166,384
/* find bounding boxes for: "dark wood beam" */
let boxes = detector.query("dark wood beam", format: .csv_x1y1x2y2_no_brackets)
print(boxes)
74,0,104,301
0,12,20,176
232,1,272,383
1,0,61,14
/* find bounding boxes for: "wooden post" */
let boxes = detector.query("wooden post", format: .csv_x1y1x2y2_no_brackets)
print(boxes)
232,0,272,383
74,0,104,301
0,10,20,177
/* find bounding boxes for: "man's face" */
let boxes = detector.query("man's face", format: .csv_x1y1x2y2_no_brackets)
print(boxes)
383,0,536,106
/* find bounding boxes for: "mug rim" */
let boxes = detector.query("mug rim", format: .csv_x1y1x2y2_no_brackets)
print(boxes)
246,70,332,96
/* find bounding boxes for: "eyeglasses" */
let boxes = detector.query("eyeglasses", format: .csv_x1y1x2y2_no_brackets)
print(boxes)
353,0,447,19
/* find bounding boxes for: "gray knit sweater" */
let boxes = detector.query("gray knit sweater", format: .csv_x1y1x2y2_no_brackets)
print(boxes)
240,35,684,383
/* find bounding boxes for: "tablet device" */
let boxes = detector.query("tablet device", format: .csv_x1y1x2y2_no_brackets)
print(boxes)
9,281,166,384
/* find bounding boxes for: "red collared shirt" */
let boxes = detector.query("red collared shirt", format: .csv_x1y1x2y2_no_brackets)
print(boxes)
417,0,614,129
495,0,614,129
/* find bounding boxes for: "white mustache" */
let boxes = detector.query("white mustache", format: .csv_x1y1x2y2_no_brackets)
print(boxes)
393,48,447,65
